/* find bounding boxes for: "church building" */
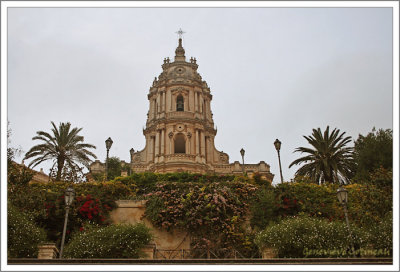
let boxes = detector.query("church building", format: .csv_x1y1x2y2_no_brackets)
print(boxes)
91,35,273,182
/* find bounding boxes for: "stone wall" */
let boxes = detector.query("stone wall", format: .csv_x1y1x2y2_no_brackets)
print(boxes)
109,200,191,251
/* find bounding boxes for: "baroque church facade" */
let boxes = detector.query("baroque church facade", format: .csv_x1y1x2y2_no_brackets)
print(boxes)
91,37,273,182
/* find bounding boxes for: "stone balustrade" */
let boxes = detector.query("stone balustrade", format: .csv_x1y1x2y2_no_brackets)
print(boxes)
164,154,196,162
166,111,194,119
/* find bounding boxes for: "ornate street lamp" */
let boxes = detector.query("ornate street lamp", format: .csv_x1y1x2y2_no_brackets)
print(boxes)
105,137,113,180
337,186,356,257
59,187,75,258
240,148,245,175
274,139,284,183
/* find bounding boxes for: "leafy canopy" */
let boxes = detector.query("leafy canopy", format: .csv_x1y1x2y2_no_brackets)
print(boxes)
24,121,97,181
353,128,392,181
289,126,354,184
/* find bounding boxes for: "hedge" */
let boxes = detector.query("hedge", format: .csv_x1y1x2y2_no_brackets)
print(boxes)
63,223,152,258
8,204,47,258
255,216,371,258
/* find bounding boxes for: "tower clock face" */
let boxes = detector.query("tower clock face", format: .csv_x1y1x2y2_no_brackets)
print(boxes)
176,124,185,132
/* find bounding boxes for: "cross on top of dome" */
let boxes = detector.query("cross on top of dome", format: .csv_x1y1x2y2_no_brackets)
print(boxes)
175,28,186,39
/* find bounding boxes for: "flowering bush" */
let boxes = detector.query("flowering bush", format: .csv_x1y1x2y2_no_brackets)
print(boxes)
8,203,47,258
144,181,258,255
255,216,370,258
367,211,392,256
63,223,152,258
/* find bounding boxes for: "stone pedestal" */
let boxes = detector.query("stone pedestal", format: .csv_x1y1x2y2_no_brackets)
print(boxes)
261,248,277,259
141,243,156,259
38,243,59,259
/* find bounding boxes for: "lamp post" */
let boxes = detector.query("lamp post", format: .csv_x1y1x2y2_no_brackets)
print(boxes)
337,186,356,257
59,187,75,258
105,137,113,180
274,139,284,183
240,148,245,175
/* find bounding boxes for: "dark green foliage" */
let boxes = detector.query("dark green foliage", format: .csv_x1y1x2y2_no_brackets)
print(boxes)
353,128,392,183
114,172,237,195
24,121,97,181
106,156,122,180
250,187,277,230
255,216,370,258
63,223,152,258
367,212,392,256
8,182,126,246
8,204,47,258
289,126,354,184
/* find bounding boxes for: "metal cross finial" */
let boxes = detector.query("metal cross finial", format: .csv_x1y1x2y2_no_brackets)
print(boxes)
175,28,186,39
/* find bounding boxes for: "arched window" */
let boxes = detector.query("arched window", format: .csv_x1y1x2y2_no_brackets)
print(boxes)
176,95,184,111
174,133,186,154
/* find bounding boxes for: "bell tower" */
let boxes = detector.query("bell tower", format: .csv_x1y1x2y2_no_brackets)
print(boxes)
127,33,273,180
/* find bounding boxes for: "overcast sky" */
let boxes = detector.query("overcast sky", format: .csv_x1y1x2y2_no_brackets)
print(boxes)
6,7,393,183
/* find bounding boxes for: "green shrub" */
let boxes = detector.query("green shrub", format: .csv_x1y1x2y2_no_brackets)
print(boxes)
250,188,277,230
367,212,392,256
255,216,369,258
63,223,152,258
144,181,258,255
271,182,392,229
8,204,47,258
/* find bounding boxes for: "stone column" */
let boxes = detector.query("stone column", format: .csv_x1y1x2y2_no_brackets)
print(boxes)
146,136,152,162
163,91,167,112
161,129,165,155
168,89,172,112
195,129,200,155
155,130,160,157
205,136,210,162
160,92,164,112
187,132,192,154
200,130,206,157
157,93,161,114
188,90,192,111
194,91,198,112
149,100,153,119
171,92,174,111
168,132,173,154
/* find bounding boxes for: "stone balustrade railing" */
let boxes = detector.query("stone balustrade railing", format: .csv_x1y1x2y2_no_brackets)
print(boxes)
166,111,195,119
164,154,196,162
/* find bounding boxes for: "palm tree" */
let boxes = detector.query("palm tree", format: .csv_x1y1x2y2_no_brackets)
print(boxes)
289,126,354,184
24,122,97,181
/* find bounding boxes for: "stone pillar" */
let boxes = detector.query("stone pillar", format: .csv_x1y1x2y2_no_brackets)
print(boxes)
38,243,59,259
157,93,161,114
161,129,165,155
155,130,160,157
168,89,172,112
188,89,192,111
187,132,192,154
200,130,206,158
195,129,200,155
141,243,156,259
168,132,173,154
163,91,167,112
194,91,198,112
205,136,211,163
149,100,153,120
147,136,154,162
210,137,215,162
